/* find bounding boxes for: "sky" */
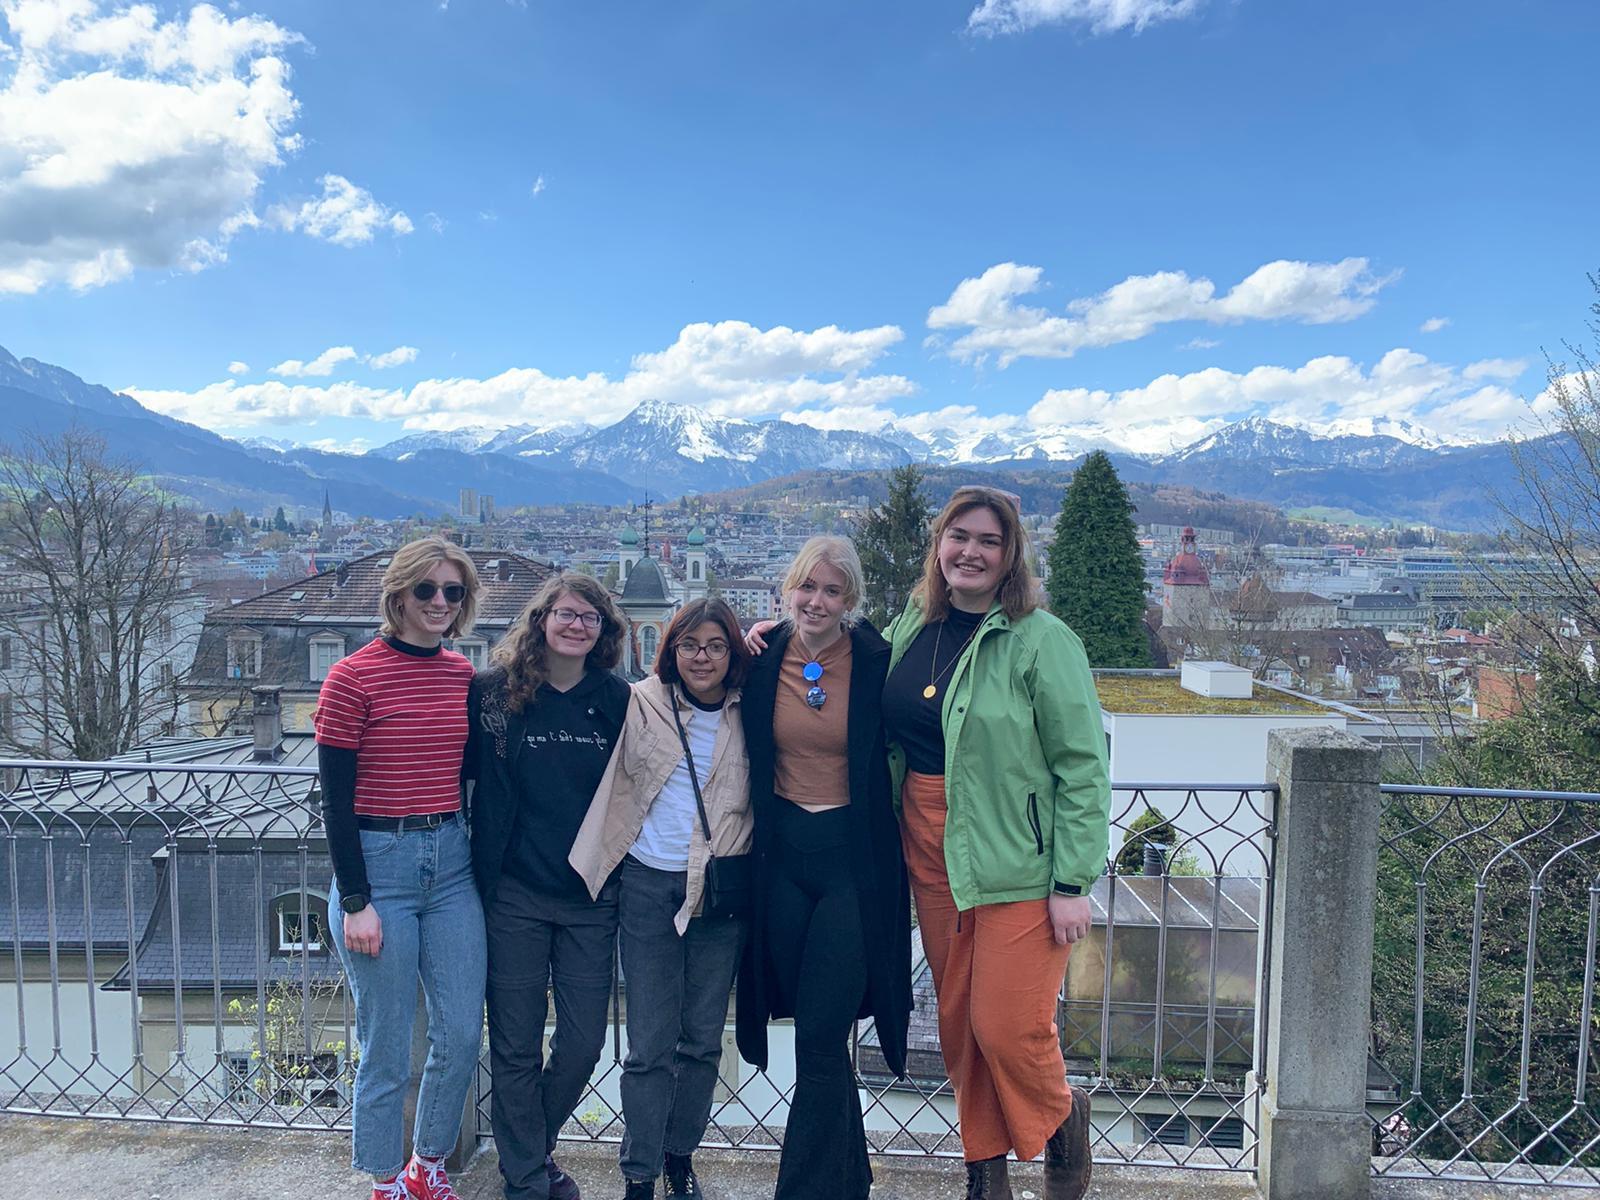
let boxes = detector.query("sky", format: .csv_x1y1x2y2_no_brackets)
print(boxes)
2,0,1597,455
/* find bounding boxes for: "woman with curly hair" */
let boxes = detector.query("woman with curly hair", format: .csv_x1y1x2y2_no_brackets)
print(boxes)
469,571,630,1200
315,536,484,1200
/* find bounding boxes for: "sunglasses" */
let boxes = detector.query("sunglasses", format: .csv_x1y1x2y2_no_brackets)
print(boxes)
411,581,467,604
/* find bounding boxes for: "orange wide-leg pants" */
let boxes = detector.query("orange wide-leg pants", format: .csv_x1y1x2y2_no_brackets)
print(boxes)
901,770,1074,1162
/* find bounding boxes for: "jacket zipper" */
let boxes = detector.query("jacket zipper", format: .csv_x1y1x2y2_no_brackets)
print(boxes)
1027,792,1044,856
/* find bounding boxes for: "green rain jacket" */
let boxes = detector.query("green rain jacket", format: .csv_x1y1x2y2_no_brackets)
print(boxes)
885,598,1111,910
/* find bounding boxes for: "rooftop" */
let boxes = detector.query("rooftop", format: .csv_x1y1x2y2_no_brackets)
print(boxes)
1094,671,1334,716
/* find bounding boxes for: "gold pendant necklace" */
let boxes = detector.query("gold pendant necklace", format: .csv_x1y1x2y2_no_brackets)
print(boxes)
924,618,977,701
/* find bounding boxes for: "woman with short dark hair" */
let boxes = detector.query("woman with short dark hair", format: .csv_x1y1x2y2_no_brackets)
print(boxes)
572,597,754,1199
469,570,630,1200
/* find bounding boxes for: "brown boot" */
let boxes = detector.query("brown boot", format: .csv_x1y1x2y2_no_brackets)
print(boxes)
1044,1085,1093,1200
964,1155,1013,1200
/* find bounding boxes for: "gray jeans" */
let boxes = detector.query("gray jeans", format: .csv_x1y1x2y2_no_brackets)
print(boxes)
485,872,618,1200
618,855,746,1183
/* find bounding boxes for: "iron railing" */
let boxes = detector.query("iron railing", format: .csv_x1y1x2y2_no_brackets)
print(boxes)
0,754,1276,1173
1374,783,1600,1187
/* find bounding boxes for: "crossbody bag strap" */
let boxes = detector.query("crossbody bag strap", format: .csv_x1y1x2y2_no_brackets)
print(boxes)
669,691,715,850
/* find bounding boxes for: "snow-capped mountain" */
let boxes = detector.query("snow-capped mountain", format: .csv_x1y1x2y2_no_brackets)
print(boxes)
562,400,910,493
481,422,589,458
1159,416,1437,469
369,426,502,460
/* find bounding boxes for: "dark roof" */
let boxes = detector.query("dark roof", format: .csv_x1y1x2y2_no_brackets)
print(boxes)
206,549,553,625
620,555,670,603
0,736,320,952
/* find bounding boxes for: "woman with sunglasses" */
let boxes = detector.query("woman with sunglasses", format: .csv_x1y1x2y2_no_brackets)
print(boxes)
316,537,485,1200
735,535,910,1200
569,597,754,1200
469,571,630,1200
882,487,1109,1200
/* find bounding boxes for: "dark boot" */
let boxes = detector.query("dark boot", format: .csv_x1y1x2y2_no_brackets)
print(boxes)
623,1178,655,1200
1044,1085,1093,1200
662,1152,701,1197
965,1155,1013,1200
545,1153,582,1200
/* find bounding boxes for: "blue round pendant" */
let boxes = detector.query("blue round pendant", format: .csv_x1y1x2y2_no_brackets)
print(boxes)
802,660,823,682
805,685,827,709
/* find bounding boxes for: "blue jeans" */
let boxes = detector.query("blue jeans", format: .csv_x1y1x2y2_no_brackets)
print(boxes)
330,816,486,1178
617,856,745,1184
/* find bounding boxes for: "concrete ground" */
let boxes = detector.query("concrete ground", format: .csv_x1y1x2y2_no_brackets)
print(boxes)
4,1113,1579,1200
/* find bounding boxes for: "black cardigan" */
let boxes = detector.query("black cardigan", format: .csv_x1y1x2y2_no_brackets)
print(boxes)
734,620,912,1078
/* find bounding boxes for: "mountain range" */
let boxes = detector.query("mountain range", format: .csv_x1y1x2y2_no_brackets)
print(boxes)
0,344,1534,529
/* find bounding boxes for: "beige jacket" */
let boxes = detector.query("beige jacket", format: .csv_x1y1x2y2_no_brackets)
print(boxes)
570,676,752,932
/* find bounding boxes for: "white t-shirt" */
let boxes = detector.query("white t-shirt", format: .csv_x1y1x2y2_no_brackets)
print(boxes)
629,699,722,872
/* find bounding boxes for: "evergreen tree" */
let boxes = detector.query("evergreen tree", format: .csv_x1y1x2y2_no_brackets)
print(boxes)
272,506,289,532
1047,451,1150,667
853,464,934,629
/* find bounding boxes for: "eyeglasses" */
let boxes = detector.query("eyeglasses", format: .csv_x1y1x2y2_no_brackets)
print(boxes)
803,659,826,709
411,581,467,604
676,639,730,661
551,607,603,629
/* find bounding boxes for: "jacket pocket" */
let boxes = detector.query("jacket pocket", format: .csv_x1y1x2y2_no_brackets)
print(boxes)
1027,792,1044,856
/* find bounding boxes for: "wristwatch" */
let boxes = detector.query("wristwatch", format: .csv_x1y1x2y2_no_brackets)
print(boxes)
340,892,370,914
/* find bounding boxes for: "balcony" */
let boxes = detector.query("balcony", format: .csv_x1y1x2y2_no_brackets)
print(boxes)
1,727,1595,1196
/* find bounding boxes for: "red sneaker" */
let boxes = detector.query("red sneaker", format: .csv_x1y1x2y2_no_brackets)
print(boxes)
403,1154,462,1200
372,1175,408,1200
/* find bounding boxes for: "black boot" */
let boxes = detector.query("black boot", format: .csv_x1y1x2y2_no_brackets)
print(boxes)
623,1178,655,1200
965,1155,1013,1200
1044,1085,1093,1200
662,1152,701,1197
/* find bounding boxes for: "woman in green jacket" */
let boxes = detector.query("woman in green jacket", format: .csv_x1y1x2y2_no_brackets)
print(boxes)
881,486,1111,1200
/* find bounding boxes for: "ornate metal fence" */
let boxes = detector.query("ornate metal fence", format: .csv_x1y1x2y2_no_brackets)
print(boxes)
1374,783,1600,1187
0,753,1275,1173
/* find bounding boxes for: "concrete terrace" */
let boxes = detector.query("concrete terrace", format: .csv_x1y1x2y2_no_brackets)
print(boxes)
11,1113,1559,1200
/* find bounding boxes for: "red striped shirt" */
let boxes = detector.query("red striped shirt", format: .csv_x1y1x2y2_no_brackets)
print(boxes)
313,638,475,818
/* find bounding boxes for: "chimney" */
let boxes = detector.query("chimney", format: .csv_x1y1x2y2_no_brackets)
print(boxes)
498,558,511,583
251,685,283,762
335,562,350,588
1143,843,1169,877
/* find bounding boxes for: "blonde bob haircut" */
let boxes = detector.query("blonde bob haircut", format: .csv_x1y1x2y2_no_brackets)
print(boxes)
910,486,1042,623
781,535,865,628
377,537,481,640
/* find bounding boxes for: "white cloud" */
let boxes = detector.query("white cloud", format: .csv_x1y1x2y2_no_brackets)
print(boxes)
369,345,419,370
1420,316,1450,333
131,318,914,431
0,0,303,293
425,211,445,234
928,257,1395,367
227,360,248,375
1181,337,1220,351
1462,357,1527,382
531,175,546,197
270,345,359,378
968,0,1205,37
306,436,372,455
1024,347,1528,444
269,174,413,246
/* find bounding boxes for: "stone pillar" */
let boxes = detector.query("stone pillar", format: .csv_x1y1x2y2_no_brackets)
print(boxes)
403,985,480,1171
1258,726,1382,1200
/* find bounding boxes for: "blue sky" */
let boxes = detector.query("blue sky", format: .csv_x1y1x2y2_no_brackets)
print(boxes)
3,0,1596,454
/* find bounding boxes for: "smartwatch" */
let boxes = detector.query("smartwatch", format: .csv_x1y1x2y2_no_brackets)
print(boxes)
340,892,370,914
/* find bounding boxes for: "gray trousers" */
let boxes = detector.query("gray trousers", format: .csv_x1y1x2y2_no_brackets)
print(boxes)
618,855,746,1183
485,872,618,1200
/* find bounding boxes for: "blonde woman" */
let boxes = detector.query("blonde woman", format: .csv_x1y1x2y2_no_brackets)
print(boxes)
469,571,630,1200
735,536,911,1200
316,537,485,1200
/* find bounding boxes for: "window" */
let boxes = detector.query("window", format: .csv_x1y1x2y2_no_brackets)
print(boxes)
1140,1112,1189,1146
691,560,701,580
0,694,11,740
156,615,174,641
227,635,262,679
309,635,345,682
271,892,329,954
454,639,487,671
95,624,112,654
640,625,659,670
157,662,174,688
1198,1115,1245,1150
0,636,11,670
